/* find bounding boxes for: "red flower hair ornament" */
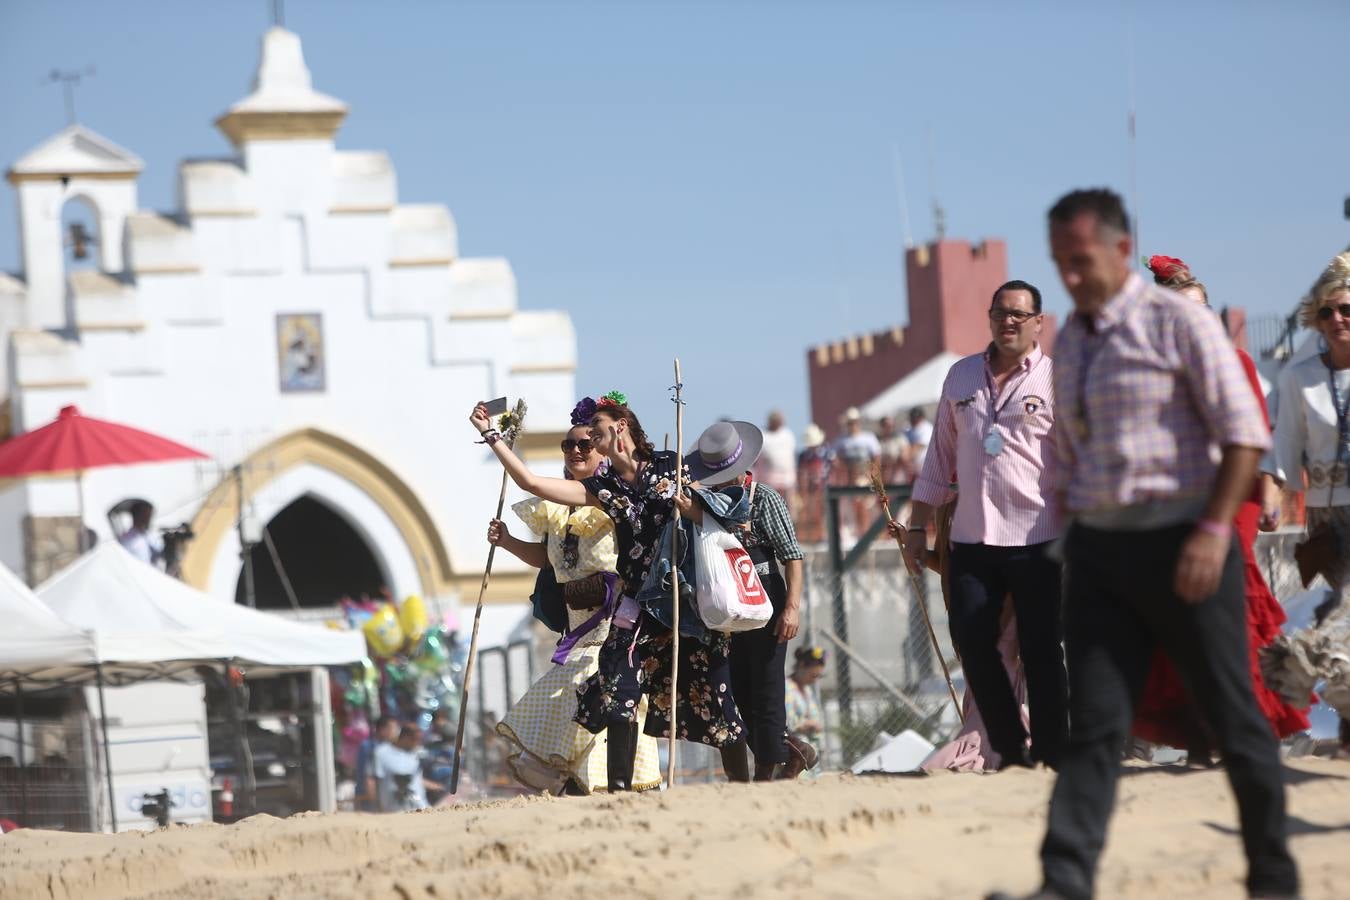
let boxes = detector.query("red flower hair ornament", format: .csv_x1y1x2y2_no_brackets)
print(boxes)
1145,254,1190,282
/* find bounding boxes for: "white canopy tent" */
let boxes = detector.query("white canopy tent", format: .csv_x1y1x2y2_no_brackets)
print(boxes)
0,561,97,682
37,542,366,669
860,351,961,422
0,559,207,832
23,543,365,830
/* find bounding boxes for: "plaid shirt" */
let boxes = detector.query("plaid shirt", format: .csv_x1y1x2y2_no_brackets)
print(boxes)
739,482,804,561
1054,273,1270,513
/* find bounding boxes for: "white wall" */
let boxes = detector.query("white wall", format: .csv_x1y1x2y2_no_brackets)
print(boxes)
4,124,577,603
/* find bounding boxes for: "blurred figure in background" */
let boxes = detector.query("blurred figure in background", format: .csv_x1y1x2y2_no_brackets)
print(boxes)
373,725,441,812
795,424,834,543
905,406,934,475
834,407,881,540
758,410,797,498
118,500,163,567
355,715,399,811
784,646,827,777
877,414,912,484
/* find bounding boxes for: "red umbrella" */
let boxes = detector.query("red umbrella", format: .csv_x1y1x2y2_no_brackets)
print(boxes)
0,405,209,539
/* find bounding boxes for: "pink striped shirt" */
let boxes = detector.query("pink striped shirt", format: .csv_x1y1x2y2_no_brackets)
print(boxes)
912,344,1062,546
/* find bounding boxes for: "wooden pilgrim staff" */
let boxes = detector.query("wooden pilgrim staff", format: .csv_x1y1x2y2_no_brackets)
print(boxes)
666,358,685,788
868,466,964,724
450,400,527,794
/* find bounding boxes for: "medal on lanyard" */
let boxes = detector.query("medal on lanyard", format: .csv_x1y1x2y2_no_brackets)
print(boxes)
983,357,1018,458
983,428,1005,457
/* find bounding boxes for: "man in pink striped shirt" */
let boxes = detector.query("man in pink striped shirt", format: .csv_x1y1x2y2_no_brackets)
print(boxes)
995,189,1298,900
892,278,1067,771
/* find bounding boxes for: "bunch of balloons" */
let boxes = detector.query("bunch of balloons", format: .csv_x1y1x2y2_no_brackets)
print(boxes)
331,594,469,772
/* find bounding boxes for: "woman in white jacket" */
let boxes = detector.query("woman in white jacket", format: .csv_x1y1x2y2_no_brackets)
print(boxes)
1267,251,1350,753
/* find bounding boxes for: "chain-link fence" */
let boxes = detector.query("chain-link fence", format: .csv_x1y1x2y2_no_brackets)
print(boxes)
0,688,97,831
796,542,957,772
787,484,960,773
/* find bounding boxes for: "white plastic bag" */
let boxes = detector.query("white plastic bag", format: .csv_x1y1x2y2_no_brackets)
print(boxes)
693,516,772,633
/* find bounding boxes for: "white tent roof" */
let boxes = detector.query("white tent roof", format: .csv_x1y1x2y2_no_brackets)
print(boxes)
38,542,366,669
860,352,962,421
0,559,196,687
0,561,97,678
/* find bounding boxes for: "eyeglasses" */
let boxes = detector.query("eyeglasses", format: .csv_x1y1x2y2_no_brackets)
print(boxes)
1317,304,1350,321
561,439,594,454
989,308,1038,324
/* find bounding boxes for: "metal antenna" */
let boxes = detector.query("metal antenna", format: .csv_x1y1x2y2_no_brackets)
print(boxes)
271,0,285,26
46,67,95,126
926,129,945,241
892,143,915,250
1126,0,1140,252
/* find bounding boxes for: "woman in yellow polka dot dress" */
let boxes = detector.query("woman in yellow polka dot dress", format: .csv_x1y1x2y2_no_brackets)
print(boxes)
489,401,661,794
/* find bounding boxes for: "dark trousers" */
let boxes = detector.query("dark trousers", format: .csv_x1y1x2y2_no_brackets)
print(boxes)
1042,523,1298,900
948,540,1068,767
729,569,789,765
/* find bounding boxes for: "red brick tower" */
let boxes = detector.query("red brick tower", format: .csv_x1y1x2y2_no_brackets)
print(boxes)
808,237,1057,436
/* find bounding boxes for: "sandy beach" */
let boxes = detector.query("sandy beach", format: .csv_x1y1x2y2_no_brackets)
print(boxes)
3,757,1347,899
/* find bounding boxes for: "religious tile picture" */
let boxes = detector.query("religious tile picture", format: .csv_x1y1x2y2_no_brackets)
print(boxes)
276,313,326,393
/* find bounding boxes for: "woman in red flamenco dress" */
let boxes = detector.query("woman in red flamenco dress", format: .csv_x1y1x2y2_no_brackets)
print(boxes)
1132,256,1309,761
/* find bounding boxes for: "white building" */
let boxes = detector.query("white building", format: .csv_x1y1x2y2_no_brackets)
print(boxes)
1,25,576,610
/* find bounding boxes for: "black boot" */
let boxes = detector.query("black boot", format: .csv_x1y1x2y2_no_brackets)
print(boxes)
606,722,638,792
720,740,751,783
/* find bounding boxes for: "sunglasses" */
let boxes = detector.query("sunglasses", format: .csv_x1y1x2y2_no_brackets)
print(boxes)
561,439,594,454
1317,304,1350,321
988,308,1038,323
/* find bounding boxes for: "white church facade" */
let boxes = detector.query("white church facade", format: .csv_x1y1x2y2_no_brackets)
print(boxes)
0,26,574,611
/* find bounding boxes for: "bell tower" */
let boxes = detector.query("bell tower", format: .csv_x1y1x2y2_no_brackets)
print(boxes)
5,125,143,331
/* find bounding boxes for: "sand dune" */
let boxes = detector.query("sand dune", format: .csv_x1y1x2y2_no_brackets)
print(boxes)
3,758,1348,899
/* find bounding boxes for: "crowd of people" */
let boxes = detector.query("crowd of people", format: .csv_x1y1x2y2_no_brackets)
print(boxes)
755,403,934,543
351,708,458,813
452,185,1350,900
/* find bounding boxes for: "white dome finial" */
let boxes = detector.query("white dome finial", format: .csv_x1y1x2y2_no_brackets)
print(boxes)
253,27,313,95
216,26,348,146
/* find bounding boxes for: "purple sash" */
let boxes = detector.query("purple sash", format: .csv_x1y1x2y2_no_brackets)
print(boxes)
550,572,619,665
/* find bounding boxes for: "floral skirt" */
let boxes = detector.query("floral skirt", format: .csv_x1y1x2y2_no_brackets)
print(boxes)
576,613,745,749
637,616,745,748
575,623,645,733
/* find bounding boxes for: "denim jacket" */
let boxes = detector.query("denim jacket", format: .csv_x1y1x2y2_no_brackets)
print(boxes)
636,485,750,643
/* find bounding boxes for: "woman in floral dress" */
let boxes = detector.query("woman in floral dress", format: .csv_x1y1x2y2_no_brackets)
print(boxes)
488,407,661,793
470,393,744,789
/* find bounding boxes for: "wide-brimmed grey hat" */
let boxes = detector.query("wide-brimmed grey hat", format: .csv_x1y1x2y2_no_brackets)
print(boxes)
685,420,764,485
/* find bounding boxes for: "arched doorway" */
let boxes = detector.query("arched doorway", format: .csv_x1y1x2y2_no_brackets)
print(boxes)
237,495,388,609
182,428,458,604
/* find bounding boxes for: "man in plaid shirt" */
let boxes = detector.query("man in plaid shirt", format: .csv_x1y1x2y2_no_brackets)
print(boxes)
995,190,1299,900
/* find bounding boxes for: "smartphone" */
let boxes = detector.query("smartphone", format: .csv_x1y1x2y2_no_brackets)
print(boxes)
482,397,508,416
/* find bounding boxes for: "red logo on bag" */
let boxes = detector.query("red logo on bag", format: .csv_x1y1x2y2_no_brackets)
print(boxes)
725,547,768,605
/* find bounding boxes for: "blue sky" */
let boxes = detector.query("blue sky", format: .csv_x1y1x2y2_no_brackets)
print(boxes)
2,0,1347,438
